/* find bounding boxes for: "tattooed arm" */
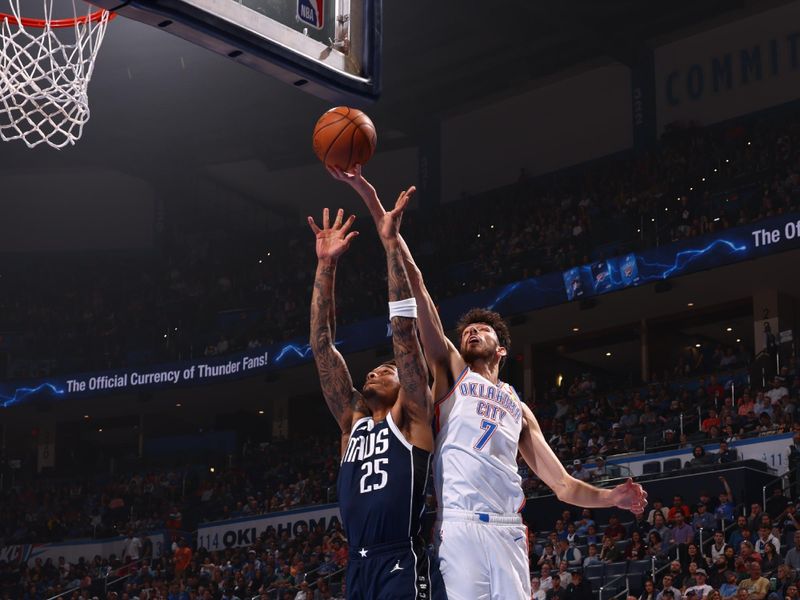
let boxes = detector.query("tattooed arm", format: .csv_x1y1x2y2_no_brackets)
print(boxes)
326,165,463,400
385,239,432,418
307,208,368,454
373,193,433,444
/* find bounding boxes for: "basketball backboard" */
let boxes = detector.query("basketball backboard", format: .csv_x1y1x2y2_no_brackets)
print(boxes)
90,0,381,104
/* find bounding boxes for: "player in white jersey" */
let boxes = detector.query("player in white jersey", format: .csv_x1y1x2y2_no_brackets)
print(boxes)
329,165,648,600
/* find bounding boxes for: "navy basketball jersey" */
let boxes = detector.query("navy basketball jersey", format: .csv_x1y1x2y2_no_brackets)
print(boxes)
338,413,431,547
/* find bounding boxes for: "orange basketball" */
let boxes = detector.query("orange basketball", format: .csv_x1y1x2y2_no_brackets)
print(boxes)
312,107,377,172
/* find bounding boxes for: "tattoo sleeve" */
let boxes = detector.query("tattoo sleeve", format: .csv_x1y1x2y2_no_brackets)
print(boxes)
310,259,361,431
386,242,430,410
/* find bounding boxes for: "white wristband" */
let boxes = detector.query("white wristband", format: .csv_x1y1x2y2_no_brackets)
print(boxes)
389,297,418,319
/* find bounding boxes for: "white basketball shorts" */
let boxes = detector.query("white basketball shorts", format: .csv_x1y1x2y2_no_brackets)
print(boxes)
433,508,530,600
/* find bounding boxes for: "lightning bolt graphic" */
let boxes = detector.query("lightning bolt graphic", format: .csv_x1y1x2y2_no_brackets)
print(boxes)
637,239,747,280
0,383,65,408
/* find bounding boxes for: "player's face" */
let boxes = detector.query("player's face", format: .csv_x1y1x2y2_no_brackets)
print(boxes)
362,364,400,400
459,322,505,364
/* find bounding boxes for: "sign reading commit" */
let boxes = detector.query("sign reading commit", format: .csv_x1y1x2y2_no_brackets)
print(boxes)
197,504,342,551
655,1,800,132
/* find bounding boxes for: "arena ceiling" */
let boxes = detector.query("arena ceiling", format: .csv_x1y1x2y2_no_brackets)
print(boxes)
0,0,776,181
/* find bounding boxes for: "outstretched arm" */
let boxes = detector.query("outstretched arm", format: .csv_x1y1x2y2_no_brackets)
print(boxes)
327,166,461,376
378,191,432,424
519,403,648,513
308,208,368,454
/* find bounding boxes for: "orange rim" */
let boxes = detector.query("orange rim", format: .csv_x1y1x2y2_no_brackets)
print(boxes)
0,8,115,28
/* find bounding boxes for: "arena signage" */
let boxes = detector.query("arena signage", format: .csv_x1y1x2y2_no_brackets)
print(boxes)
557,212,800,304
196,504,342,551
1,213,799,406
654,1,800,132
0,531,169,567
0,348,269,406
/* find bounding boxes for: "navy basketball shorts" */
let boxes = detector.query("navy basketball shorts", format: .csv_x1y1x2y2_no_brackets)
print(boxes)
346,538,446,600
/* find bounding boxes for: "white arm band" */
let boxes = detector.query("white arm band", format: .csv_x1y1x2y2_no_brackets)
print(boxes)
389,297,418,319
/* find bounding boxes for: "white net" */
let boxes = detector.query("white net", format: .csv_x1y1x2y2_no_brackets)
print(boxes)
0,0,111,149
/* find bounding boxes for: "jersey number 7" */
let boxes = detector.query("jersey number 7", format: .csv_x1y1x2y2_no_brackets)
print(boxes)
473,419,498,451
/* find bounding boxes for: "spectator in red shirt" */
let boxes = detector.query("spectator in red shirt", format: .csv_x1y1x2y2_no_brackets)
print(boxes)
702,409,721,432
174,538,192,578
603,515,627,541
668,495,691,524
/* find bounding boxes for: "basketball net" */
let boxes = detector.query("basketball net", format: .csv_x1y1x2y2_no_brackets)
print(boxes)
0,1,113,149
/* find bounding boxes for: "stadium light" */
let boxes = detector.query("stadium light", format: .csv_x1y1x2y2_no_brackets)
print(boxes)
695,344,701,348
726,327,732,332
605,352,612,357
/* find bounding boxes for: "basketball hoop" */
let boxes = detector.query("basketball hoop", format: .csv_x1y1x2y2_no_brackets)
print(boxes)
0,1,114,149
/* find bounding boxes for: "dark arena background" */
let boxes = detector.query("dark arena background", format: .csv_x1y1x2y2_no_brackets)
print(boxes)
1,0,800,598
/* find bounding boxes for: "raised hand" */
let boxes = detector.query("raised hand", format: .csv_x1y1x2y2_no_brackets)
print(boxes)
307,207,358,262
376,186,415,243
609,478,648,515
327,164,415,244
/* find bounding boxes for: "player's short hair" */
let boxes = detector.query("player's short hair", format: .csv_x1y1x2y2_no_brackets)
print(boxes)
379,359,397,370
456,308,511,368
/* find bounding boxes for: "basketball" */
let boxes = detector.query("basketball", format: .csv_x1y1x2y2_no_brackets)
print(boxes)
312,106,377,172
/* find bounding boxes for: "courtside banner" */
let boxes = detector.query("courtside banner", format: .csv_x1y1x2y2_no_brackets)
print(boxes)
196,504,342,551
3,213,800,406
0,531,169,567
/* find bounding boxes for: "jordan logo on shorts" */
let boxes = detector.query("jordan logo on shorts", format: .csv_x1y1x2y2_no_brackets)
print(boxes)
390,560,404,573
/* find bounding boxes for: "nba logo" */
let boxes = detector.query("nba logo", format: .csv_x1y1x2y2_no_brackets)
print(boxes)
297,0,324,29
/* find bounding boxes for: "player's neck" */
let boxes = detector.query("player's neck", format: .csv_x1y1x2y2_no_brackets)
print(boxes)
365,399,392,423
468,359,500,385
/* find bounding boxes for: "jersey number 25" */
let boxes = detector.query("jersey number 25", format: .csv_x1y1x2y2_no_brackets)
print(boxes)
360,458,389,493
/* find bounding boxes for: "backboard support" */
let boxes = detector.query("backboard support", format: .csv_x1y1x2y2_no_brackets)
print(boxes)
91,0,381,104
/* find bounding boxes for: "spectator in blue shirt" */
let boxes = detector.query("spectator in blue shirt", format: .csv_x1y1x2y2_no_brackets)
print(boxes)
574,509,595,536
719,570,739,600
728,521,753,553
671,512,697,545
693,503,718,532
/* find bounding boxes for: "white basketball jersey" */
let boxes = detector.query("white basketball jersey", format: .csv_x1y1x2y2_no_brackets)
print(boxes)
433,367,525,515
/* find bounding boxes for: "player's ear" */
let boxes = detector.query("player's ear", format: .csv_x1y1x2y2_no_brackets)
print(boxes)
496,345,507,359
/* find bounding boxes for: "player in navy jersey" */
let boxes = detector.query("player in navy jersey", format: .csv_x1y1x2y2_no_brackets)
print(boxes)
308,194,445,599
331,164,648,600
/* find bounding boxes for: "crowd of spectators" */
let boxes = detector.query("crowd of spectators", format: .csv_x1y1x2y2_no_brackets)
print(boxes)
2,107,800,379
528,474,800,600
0,437,340,547
1,354,799,598
523,356,800,490
1,522,349,599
